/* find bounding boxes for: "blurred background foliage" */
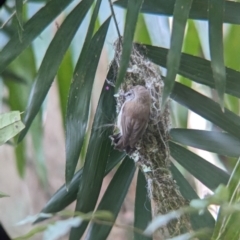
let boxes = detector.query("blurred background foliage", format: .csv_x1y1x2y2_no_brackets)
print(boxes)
0,0,240,239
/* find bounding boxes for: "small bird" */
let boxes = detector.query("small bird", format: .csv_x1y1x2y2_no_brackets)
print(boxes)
111,85,151,153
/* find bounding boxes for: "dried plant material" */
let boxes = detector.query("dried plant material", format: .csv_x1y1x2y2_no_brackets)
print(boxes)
108,39,192,238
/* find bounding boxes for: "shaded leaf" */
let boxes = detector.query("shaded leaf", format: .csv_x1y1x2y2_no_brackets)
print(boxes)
115,0,144,89
15,0,23,41
18,0,93,142
65,0,104,186
134,170,152,240
143,45,240,99
162,0,192,107
208,0,226,108
170,164,215,231
115,0,240,24
0,0,73,74
170,129,240,158
31,115,48,188
86,158,136,240
69,47,116,240
35,150,125,224
2,70,27,84
171,82,240,140
170,142,229,190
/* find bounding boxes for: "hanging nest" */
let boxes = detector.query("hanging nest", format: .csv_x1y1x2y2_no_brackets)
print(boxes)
108,39,192,238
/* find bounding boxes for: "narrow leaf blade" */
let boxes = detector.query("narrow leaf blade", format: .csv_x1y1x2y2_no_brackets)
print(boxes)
134,170,152,240
162,0,192,107
171,82,240,140
170,142,229,190
0,0,73,74
15,0,23,41
18,0,93,142
170,129,240,157
69,62,116,240
208,0,226,108
65,21,109,187
86,158,136,240
35,150,125,224
170,164,215,231
143,45,240,99
213,158,240,239
65,0,104,186
57,49,73,127
115,0,240,24
0,111,25,145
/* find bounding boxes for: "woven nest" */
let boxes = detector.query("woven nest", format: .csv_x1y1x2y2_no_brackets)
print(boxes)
108,39,192,238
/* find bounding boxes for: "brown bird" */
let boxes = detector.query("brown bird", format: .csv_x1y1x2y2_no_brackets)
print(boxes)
111,85,151,153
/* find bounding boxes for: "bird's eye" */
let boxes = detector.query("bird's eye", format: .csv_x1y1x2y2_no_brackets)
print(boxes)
124,90,134,99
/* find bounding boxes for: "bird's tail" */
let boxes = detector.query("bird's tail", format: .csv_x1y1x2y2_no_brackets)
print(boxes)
110,134,135,154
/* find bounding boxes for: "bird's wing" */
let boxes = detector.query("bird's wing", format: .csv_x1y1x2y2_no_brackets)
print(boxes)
120,114,134,148
121,101,148,148
128,118,147,148
121,102,134,148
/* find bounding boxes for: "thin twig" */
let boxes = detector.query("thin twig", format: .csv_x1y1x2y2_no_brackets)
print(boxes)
0,0,28,29
108,0,122,42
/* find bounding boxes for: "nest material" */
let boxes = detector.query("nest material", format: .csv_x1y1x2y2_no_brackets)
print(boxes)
109,39,192,238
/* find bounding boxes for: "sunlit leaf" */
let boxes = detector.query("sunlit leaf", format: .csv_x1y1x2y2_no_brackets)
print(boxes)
0,111,25,145
2,70,27,84
57,49,73,127
5,43,47,181
212,158,240,239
